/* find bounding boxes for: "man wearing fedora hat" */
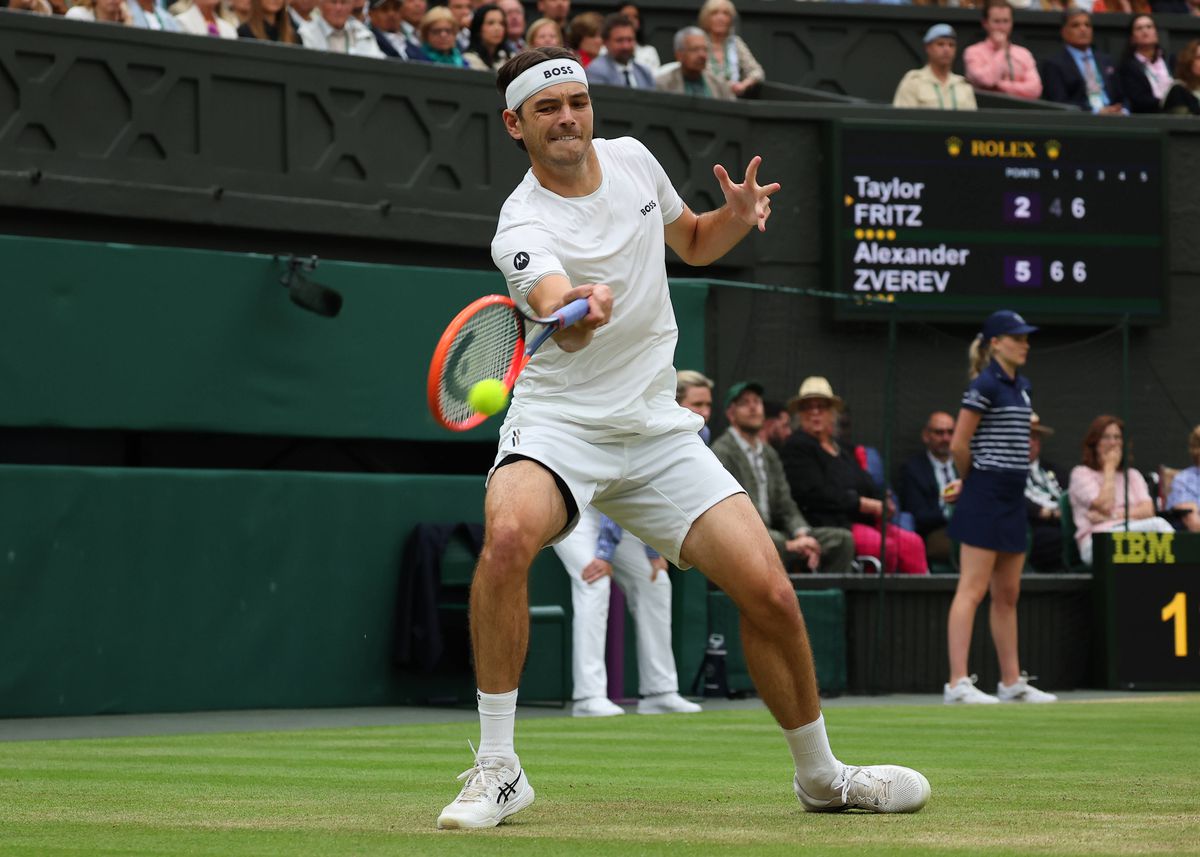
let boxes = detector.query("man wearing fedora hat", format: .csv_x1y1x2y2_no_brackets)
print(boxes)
1025,413,1064,571
712,382,855,574
782,377,928,575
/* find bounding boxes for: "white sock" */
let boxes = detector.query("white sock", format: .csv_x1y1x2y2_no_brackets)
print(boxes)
476,688,518,765
784,714,843,799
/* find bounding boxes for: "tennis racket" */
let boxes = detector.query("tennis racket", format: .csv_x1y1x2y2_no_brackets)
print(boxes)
427,295,591,432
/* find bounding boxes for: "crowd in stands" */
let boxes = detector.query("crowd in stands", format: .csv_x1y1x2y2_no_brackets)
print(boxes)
896,2,1200,113
702,372,1200,576
8,0,1199,112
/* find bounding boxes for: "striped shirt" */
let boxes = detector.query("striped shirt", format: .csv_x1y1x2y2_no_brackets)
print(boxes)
961,359,1031,475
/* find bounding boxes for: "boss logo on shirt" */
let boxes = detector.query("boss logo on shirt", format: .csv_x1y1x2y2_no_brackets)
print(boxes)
542,66,575,79
514,251,530,270
640,200,657,216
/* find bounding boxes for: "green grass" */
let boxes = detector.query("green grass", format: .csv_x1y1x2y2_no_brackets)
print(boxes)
2,698,1199,856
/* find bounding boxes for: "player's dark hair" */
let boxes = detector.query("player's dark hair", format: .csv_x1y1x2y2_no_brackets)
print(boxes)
601,12,634,41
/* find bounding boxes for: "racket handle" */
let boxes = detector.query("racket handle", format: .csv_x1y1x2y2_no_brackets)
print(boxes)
553,297,591,329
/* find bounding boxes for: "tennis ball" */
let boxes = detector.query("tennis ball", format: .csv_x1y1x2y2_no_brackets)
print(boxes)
468,379,508,416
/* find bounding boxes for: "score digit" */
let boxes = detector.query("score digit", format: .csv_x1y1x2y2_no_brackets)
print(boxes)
1071,197,1086,219
1073,261,1087,283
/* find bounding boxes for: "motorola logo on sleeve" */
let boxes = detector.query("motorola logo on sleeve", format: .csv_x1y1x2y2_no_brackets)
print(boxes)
514,251,530,270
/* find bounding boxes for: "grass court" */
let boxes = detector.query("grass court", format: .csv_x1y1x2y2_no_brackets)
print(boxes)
2,696,1198,856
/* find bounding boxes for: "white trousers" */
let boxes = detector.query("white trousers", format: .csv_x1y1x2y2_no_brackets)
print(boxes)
552,506,680,700
1079,516,1176,566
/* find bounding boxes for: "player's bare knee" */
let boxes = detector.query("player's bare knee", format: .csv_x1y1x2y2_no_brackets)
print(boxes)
741,576,801,631
479,520,541,577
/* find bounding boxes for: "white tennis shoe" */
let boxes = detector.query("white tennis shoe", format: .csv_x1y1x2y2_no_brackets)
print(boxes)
944,674,1000,704
636,692,702,715
572,697,625,717
997,673,1058,703
794,764,931,813
436,743,534,830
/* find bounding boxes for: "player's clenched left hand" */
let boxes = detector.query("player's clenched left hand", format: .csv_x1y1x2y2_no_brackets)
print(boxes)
558,283,613,330
714,156,781,233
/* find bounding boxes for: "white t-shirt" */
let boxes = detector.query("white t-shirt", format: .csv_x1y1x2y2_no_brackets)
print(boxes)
491,137,702,442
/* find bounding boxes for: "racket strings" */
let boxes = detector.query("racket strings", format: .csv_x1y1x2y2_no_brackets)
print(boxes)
437,304,523,426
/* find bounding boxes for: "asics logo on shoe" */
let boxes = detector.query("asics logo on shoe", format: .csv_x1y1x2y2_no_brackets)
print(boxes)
496,770,522,805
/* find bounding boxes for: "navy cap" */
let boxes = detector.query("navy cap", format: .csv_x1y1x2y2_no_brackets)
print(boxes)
725,380,765,409
982,309,1038,340
924,23,956,44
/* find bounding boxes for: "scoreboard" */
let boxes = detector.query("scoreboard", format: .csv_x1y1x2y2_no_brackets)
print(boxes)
1094,532,1200,690
834,121,1166,322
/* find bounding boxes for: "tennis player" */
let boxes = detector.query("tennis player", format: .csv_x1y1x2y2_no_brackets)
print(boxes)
436,46,930,829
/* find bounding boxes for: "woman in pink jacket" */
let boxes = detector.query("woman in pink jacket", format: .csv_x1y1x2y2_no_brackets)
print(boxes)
964,0,1042,100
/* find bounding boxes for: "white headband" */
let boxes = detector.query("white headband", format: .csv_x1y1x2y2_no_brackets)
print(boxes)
505,59,588,112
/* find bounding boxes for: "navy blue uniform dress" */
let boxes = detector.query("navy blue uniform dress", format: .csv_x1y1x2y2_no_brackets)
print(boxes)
948,358,1032,553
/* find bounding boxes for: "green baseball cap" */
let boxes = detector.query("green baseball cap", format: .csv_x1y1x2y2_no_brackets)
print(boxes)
724,380,765,409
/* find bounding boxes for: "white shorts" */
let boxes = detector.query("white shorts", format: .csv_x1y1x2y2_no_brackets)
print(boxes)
489,424,744,569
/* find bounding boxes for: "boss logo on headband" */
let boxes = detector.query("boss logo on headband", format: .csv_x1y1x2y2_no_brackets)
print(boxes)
543,66,576,79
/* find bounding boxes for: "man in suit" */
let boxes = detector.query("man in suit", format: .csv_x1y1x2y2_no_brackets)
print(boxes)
1039,8,1123,114
898,411,960,564
587,14,656,89
711,381,855,574
655,27,735,100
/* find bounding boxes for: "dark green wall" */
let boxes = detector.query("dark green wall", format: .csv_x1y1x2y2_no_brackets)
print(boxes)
2,234,708,443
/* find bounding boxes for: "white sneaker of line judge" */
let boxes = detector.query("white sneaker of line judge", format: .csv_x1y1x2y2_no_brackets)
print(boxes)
572,696,625,717
997,672,1058,703
944,674,1000,704
637,692,703,714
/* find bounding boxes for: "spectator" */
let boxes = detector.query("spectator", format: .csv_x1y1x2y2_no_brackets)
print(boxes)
894,24,978,110
535,0,567,30
781,376,928,575
396,0,425,54
66,0,133,23
898,411,960,565
697,0,764,98
497,0,525,52
945,310,1055,705
229,0,250,24
298,0,384,54
1164,39,1200,115
566,11,603,67
463,3,512,70
675,369,714,444
367,0,406,56
1092,0,1151,12
762,399,792,450
1118,13,1172,113
5,0,54,13
1067,415,1175,566
129,0,183,29
1040,8,1123,113
447,0,471,50
410,5,471,65
526,16,562,49
587,13,655,88
713,382,855,574
1025,413,1065,571
238,0,298,41
618,2,661,70
174,0,237,34
964,0,1042,99
656,26,734,100
288,0,317,28
1165,425,1200,532
552,508,702,718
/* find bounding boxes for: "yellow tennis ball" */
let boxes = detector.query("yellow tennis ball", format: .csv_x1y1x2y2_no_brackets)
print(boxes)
467,379,508,416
